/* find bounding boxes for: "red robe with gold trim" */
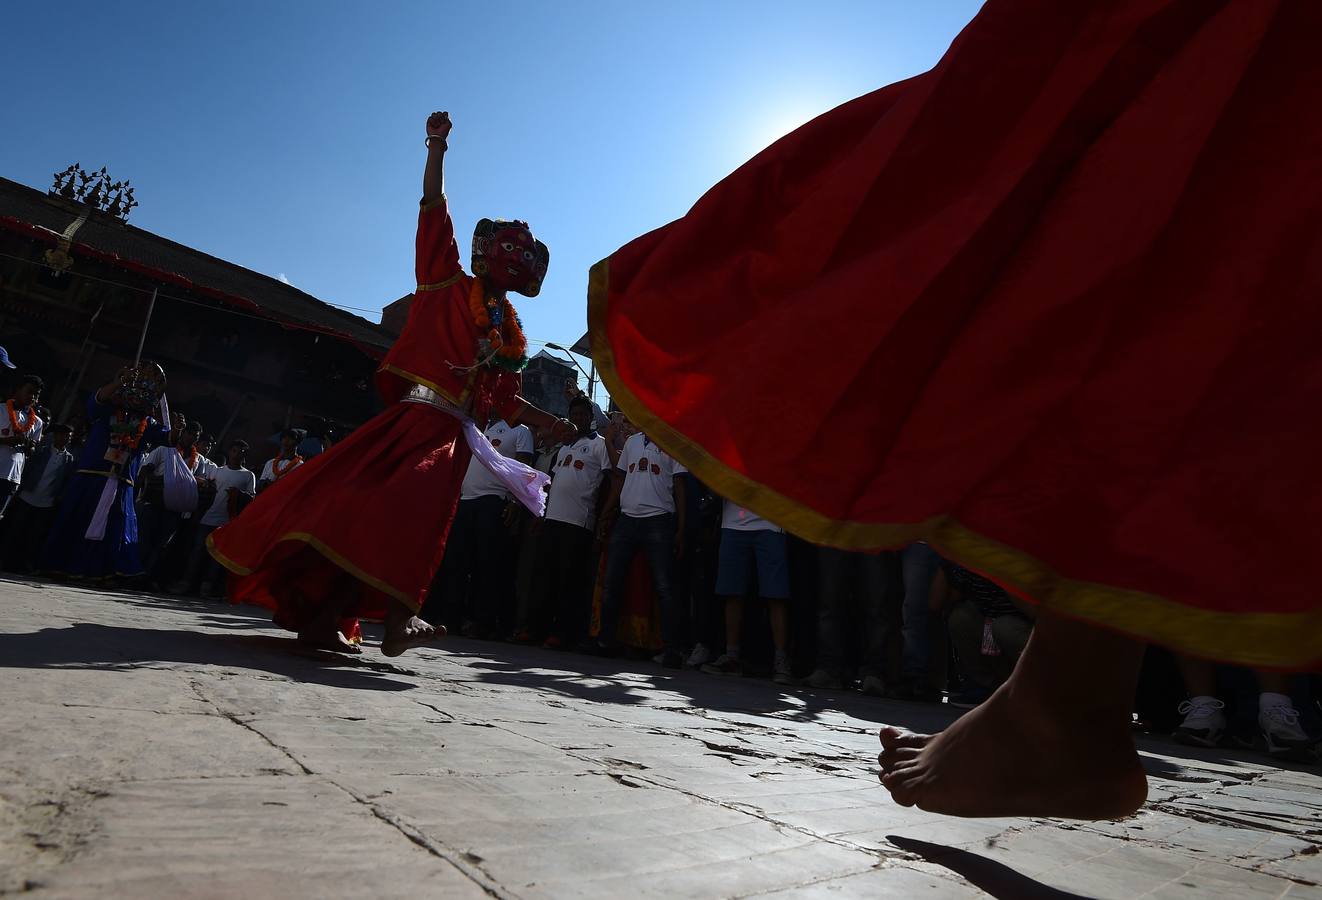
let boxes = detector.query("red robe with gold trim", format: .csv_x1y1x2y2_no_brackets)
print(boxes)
209,198,523,625
591,0,1322,668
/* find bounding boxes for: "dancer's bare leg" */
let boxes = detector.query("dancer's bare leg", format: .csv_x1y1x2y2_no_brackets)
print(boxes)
381,599,443,657
878,608,1147,819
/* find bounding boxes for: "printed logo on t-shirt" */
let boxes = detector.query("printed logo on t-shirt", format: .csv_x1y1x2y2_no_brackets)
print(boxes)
650,464,660,474
492,438,502,448
629,463,636,472
574,460,584,470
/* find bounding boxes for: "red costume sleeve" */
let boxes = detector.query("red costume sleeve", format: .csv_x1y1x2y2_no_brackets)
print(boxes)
376,200,479,405
416,197,461,289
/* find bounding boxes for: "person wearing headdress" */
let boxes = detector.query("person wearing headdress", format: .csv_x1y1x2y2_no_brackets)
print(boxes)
209,111,576,658
590,0,1322,819
40,363,171,578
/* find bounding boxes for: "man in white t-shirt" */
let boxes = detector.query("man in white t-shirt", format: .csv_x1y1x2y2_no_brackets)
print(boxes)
701,501,795,684
258,430,305,492
139,419,214,581
583,430,688,666
1,421,72,572
526,395,611,647
172,440,256,597
0,375,45,521
432,416,533,638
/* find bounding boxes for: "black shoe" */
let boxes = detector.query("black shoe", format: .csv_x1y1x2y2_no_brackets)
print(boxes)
660,650,683,670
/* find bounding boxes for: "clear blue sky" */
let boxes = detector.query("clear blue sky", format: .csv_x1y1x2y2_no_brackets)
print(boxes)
3,1,980,369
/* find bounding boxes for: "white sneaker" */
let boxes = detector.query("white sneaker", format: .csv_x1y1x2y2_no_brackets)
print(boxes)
1260,701,1314,760
1174,697,1226,748
685,643,712,668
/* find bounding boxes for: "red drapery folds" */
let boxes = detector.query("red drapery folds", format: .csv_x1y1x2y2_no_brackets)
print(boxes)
589,0,1322,668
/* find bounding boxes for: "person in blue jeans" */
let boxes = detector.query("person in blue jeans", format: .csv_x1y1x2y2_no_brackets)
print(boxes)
893,542,942,700
585,431,688,667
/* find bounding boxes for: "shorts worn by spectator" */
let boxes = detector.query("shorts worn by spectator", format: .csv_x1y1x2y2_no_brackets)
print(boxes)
702,502,793,684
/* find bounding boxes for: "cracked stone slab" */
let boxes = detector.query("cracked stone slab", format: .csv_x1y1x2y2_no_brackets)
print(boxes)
3,578,1320,899
26,777,489,899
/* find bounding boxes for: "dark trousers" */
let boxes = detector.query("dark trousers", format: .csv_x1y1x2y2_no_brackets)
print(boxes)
532,519,596,644
138,503,183,579
0,480,19,520
178,523,222,594
1,498,57,572
815,547,896,679
600,513,678,651
947,600,1032,691
439,495,516,635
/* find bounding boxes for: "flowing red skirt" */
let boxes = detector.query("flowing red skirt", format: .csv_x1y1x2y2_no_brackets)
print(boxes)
208,402,470,628
590,0,1322,668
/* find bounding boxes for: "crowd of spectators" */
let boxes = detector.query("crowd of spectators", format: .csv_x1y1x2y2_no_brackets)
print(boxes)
1,369,1317,765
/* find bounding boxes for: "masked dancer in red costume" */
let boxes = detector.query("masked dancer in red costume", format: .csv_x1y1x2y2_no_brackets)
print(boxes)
591,0,1322,820
210,111,577,658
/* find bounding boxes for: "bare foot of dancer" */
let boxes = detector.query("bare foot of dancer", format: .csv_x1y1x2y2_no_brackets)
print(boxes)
381,602,444,657
877,610,1148,820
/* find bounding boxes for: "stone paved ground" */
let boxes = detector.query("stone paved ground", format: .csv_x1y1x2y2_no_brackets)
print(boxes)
1,576,1319,899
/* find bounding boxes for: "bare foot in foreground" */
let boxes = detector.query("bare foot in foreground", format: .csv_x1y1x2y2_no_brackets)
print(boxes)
381,615,443,657
877,685,1147,819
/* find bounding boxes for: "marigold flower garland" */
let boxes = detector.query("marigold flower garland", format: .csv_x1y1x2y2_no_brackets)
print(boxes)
5,400,35,435
109,408,150,453
468,279,529,373
271,454,303,479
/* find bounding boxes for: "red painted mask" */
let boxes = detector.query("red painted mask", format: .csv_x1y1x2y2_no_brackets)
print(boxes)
472,218,550,297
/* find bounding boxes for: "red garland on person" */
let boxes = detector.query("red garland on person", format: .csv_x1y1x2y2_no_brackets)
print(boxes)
466,277,529,370
270,454,303,480
108,408,150,457
5,399,36,435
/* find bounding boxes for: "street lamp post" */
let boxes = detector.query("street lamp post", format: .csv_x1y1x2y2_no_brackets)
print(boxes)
544,342,596,402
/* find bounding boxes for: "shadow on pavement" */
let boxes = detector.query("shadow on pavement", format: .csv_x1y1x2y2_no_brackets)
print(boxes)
887,836,1097,900
0,623,416,692
449,638,961,734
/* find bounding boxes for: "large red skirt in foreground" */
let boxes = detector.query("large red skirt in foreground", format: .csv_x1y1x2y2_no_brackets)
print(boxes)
208,402,470,626
591,0,1322,668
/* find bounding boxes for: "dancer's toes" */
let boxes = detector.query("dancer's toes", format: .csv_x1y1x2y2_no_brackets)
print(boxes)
877,727,932,776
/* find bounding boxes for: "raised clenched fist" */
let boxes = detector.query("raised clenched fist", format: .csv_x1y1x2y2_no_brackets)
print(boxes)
426,111,452,140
